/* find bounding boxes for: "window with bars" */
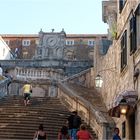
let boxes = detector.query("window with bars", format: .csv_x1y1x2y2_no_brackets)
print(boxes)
130,16,137,54
121,30,127,71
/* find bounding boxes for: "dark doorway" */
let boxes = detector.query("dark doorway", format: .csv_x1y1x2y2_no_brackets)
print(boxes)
128,113,135,139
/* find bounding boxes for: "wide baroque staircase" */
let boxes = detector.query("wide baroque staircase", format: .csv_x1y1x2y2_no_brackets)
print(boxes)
0,95,97,140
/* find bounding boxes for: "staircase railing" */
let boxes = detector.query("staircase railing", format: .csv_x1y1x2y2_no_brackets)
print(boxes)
58,82,114,140
63,68,92,88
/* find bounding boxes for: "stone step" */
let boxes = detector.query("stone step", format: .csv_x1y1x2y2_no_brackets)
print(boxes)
0,97,61,105
0,109,67,114
0,96,97,139
0,133,57,140
0,113,68,118
0,127,60,133
0,96,69,139
0,117,67,123
0,123,60,128
0,127,60,139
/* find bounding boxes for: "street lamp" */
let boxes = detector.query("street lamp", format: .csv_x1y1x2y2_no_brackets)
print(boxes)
94,67,117,88
95,74,103,88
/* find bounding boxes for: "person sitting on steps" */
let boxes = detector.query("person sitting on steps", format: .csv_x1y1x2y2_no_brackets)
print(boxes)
33,124,47,140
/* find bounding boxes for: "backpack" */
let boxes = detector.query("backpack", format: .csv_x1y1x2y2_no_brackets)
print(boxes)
72,115,81,128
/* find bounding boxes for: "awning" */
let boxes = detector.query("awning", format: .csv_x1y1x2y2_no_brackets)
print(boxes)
108,90,138,117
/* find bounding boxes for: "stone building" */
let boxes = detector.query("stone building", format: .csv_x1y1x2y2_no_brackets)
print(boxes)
0,36,14,60
94,0,140,139
65,34,107,60
1,30,107,60
1,34,38,59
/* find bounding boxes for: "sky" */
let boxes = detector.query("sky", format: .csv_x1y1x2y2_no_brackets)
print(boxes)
0,0,108,34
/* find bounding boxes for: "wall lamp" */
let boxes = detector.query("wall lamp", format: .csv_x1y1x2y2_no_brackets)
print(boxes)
119,99,128,115
95,74,103,88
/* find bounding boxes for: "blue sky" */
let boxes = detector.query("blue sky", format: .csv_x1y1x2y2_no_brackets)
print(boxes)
0,0,108,34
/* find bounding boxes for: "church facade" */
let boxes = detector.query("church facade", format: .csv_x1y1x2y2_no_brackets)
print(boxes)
1,30,107,61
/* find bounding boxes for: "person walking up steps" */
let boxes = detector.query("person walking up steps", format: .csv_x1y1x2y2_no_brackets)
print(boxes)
67,111,81,140
22,82,32,106
76,124,93,140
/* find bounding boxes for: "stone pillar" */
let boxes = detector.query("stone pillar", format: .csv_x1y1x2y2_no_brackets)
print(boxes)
48,85,57,97
102,123,114,140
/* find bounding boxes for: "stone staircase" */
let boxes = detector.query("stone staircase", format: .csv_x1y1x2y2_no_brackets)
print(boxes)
0,96,97,140
0,96,72,140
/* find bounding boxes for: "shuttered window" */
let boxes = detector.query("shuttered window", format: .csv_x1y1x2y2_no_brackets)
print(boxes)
135,4,140,47
121,30,127,71
119,0,126,13
130,16,137,54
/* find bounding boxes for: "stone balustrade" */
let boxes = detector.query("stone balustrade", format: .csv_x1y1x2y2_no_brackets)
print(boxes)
58,82,112,140
14,67,64,81
0,59,93,68
58,68,114,139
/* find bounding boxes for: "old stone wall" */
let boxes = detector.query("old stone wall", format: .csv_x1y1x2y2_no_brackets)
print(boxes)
100,0,140,139
9,81,57,97
117,1,138,36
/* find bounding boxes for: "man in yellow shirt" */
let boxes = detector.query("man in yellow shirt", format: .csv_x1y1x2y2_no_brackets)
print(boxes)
23,83,32,106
